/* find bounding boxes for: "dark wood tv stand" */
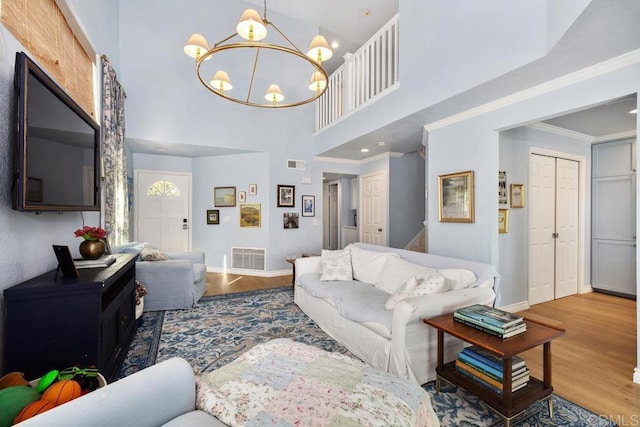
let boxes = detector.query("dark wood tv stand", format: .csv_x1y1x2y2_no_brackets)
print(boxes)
3,253,138,382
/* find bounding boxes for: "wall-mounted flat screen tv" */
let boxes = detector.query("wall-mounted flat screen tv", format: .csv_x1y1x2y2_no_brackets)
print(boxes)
13,52,100,212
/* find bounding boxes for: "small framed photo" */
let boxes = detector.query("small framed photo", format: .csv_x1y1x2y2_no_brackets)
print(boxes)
240,203,261,227
283,212,299,229
499,208,509,233
277,184,295,207
249,184,257,196
214,187,236,207
238,191,246,203
302,195,315,217
207,209,219,225
438,170,475,223
510,184,525,208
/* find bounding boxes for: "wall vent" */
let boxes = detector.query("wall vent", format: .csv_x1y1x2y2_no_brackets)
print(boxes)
287,159,305,170
231,247,266,271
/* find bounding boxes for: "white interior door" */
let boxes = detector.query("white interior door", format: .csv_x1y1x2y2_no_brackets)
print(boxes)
528,154,579,305
529,155,556,305
135,170,191,252
555,158,579,298
361,172,386,246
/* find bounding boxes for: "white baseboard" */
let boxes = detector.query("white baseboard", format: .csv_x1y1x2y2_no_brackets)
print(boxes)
497,301,529,313
206,266,291,278
580,284,593,294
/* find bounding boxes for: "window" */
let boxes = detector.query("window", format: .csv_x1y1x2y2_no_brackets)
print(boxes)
147,181,181,196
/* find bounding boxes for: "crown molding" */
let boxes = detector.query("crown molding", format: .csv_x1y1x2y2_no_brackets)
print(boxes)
592,130,637,143
525,122,594,142
423,49,640,132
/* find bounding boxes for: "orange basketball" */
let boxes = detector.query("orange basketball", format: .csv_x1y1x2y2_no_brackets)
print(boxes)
13,399,55,423
41,380,81,406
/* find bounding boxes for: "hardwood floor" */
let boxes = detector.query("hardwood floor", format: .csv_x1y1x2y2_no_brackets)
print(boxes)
205,273,639,421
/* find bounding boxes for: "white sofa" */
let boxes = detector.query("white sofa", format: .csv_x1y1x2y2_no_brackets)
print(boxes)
294,242,500,385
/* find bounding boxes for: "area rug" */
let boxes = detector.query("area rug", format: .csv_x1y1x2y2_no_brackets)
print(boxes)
119,287,614,426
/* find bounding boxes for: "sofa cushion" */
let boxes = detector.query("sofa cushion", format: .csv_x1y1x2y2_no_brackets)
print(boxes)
439,268,477,289
376,256,437,294
320,248,353,281
141,246,170,261
385,275,420,310
348,244,398,285
384,273,448,310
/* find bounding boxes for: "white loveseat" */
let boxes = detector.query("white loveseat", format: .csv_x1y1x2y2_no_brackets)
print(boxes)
294,242,500,385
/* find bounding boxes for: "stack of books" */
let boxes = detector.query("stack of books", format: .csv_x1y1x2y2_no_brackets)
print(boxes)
74,254,116,269
454,304,526,338
455,345,530,394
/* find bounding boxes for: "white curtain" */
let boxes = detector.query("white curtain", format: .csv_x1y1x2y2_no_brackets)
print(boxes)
101,56,129,245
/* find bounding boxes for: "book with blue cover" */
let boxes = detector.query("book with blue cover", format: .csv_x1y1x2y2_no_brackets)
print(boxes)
456,304,524,329
461,346,526,372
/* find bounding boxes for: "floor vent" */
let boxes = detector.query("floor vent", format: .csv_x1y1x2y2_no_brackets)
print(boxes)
231,247,266,271
287,159,305,170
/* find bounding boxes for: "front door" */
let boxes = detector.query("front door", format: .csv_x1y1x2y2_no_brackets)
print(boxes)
135,170,191,252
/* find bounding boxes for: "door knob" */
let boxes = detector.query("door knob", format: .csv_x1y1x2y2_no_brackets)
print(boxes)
377,228,383,232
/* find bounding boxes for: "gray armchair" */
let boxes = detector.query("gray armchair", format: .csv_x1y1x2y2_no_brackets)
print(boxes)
112,242,207,311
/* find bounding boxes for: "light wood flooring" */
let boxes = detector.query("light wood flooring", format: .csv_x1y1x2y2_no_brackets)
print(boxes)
206,272,639,421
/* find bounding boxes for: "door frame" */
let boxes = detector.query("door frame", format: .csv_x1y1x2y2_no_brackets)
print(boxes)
133,169,193,251
529,147,587,297
323,180,342,249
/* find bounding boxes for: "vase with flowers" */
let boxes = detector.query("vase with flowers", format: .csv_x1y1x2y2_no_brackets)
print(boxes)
75,226,107,259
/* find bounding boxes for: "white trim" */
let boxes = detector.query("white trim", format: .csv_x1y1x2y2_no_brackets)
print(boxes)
592,130,637,143
55,0,97,58
634,367,640,384
424,49,640,132
496,301,529,313
525,123,593,142
314,151,403,165
529,148,587,303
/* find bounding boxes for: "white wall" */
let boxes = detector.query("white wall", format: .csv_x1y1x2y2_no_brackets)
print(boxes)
389,152,425,248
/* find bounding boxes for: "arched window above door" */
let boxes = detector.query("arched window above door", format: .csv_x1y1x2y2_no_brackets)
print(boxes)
147,180,181,196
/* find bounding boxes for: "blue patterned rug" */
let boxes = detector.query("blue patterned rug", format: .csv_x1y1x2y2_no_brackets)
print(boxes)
119,287,613,426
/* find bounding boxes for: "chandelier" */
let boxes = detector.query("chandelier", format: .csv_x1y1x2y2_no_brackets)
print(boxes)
183,1,333,108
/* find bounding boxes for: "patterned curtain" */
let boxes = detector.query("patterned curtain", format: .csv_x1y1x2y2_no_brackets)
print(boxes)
101,56,129,245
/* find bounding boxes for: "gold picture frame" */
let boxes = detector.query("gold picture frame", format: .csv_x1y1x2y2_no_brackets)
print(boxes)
438,171,475,223
510,184,525,208
499,208,509,233
240,203,261,227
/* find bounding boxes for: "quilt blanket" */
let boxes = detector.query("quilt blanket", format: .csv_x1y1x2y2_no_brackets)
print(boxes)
196,338,439,426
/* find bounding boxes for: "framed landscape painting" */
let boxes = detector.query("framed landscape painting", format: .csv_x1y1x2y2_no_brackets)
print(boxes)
214,187,236,207
240,203,261,227
438,170,475,223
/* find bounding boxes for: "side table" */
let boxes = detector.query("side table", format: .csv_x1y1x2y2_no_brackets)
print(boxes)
424,313,565,427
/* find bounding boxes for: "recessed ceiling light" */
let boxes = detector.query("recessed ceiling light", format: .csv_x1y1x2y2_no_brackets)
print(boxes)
331,40,339,49
629,109,638,114
376,141,386,146
360,148,370,153
361,9,371,17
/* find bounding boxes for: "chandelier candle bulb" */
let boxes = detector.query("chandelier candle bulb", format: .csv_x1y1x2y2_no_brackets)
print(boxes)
236,9,267,41
307,35,333,63
183,33,210,60
265,84,284,104
309,71,327,93
210,71,233,94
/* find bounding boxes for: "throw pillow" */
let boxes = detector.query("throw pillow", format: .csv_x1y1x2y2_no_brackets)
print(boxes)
320,249,353,281
348,245,399,285
384,276,420,310
408,272,449,296
438,268,477,290
141,246,169,261
376,256,437,294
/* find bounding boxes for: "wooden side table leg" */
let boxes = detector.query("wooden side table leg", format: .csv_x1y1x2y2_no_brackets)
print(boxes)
435,330,444,395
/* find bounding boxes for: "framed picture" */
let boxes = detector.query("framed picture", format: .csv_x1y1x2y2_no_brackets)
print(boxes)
302,195,315,217
510,184,525,208
240,203,261,227
249,184,257,196
498,171,507,204
238,191,246,203
206,209,219,225
277,184,295,207
499,208,509,233
283,212,299,229
438,170,475,223
214,187,236,207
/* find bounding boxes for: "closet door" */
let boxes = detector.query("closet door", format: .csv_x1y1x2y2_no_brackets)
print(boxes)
555,159,579,299
591,139,637,297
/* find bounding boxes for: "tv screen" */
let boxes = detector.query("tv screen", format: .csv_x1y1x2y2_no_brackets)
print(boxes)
13,52,100,212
